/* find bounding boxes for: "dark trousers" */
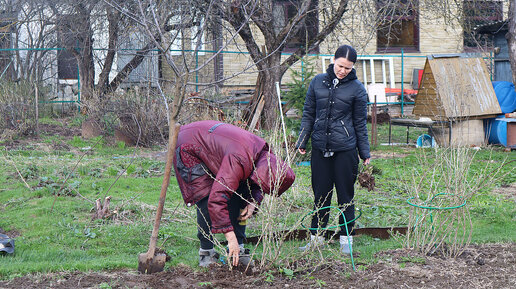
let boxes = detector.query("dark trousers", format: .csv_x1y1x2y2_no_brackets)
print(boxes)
310,148,359,236
196,184,248,250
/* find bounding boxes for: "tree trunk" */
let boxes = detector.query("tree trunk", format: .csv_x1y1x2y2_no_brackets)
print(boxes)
260,71,283,130
246,53,283,130
69,4,96,104
75,30,95,104
78,49,95,104
97,8,120,94
508,0,516,84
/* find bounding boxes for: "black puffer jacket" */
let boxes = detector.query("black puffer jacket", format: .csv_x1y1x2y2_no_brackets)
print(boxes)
296,64,370,160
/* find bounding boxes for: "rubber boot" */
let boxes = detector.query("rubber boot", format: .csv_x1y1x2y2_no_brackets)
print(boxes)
340,235,353,254
299,234,325,251
238,244,254,267
199,248,220,267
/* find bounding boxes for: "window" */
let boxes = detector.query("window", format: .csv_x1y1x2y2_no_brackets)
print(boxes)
273,0,318,52
117,31,159,86
168,15,205,55
376,0,419,53
168,15,182,56
57,15,79,79
463,0,503,51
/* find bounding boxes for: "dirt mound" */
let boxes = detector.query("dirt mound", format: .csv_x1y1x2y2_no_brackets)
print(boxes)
1,119,81,151
367,111,391,125
1,243,514,288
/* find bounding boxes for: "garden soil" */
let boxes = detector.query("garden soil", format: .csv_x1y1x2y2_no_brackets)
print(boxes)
0,243,515,288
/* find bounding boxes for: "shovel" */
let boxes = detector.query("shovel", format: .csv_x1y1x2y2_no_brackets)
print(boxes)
138,120,181,274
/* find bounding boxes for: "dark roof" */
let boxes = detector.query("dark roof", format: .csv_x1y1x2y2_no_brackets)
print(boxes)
475,20,508,34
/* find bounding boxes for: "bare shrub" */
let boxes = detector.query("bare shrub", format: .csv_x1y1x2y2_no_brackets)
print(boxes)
402,147,514,257
177,93,226,125
247,124,355,273
0,81,36,139
81,89,169,147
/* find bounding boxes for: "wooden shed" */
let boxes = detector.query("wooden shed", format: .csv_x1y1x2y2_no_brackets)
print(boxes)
413,55,501,120
413,55,502,146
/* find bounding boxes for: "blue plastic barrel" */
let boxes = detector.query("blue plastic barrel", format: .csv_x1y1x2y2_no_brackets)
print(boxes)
486,116,507,146
492,81,516,113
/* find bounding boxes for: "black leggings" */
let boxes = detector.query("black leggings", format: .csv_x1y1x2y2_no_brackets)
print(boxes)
196,183,248,250
310,148,359,236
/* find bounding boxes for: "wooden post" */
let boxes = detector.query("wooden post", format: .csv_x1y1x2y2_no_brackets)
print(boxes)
371,95,378,147
35,85,39,136
248,94,265,131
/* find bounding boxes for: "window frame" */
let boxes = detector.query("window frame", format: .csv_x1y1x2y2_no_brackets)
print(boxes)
273,0,319,53
376,0,420,54
462,0,503,52
57,15,79,80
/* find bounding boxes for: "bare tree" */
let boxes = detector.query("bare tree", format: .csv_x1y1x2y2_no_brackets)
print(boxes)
102,0,219,124
8,0,516,120
203,0,350,129
10,0,199,104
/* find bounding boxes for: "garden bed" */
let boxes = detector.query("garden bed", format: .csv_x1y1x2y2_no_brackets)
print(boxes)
0,243,514,288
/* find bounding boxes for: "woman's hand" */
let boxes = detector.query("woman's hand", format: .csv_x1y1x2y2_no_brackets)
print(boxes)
238,203,256,221
363,158,371,166
298,148,306,155
224,231,239,266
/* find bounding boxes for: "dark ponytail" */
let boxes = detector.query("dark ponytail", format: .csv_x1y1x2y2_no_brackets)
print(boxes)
334,45,357,63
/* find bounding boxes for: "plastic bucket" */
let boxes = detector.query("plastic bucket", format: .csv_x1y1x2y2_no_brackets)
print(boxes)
416,134,436,148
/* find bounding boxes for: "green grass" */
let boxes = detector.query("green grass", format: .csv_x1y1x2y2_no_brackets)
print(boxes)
0,123,515,279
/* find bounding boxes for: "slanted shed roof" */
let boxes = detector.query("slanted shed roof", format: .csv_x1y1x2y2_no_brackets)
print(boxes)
474,20,508,34
413,56,501,120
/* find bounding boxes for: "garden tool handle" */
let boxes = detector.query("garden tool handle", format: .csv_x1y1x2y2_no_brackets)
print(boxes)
146,120,181,258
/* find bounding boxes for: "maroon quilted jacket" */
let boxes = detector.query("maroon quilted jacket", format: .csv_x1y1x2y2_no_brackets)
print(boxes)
173,120,296,234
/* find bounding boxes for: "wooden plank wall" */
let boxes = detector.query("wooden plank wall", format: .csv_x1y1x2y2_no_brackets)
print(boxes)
413,57,501,120
413,60,446,119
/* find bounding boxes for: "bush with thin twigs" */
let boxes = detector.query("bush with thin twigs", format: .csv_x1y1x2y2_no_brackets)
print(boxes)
402,146,514,257
177,94,226,125
81,90,169,147
0,81,37,140
248,124,357,273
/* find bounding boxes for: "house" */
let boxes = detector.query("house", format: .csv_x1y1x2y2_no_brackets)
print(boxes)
162,0,509,100
0,1,510,107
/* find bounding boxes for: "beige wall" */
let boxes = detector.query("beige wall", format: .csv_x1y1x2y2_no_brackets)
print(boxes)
163,0,507,94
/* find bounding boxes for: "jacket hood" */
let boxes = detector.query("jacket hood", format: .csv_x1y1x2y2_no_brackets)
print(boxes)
249,149,295,197
326,64,357,84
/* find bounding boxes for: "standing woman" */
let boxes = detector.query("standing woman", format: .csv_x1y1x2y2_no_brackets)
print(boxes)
296,45,371,253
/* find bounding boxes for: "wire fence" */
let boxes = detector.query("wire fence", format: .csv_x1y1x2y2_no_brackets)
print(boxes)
0,47,495,117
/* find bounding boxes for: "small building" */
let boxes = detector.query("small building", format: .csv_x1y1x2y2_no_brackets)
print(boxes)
413,55,502,146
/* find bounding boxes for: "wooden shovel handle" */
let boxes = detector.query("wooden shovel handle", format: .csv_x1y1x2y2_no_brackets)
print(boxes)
147,120,181,257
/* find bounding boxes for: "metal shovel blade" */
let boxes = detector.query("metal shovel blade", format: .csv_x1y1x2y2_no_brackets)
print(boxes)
138,252,167,274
